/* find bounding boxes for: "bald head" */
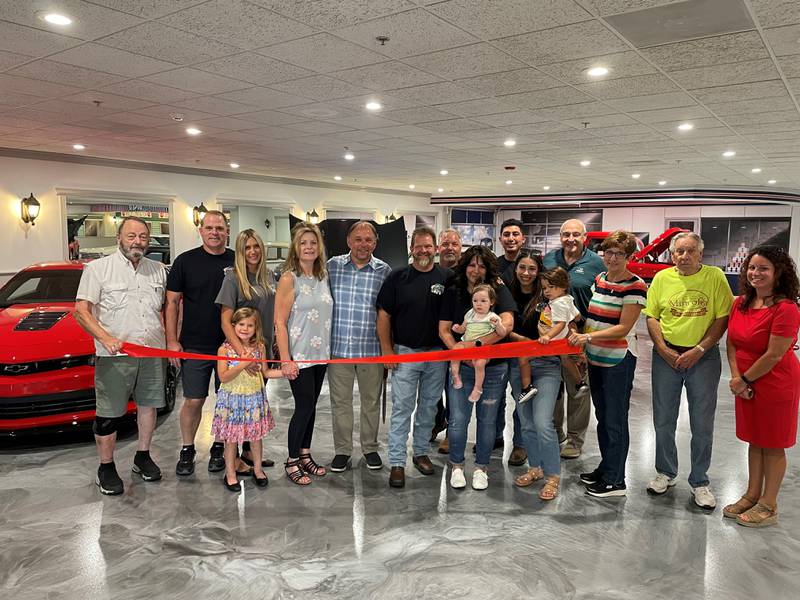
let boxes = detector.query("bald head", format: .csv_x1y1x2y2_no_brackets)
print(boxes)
559,218,587,258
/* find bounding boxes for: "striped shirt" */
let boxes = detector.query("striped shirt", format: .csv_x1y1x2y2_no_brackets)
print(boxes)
328,253,391,358
584,272,648,367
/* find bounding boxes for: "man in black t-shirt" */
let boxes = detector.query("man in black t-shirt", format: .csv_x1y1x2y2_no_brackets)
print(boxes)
377,227,451,488
166,210,235,476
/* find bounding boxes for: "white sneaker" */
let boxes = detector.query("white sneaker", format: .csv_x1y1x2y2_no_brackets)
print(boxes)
646,473,677,495
691,485,717,509
472,469,489,490
450,467,466,489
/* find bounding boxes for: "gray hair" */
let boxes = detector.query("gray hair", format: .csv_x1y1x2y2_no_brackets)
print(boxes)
438,228,461,242
117,216,149,235
669,231,704,253
560,219,586,234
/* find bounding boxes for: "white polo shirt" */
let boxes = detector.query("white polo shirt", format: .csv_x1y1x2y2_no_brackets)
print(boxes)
76,250,167,356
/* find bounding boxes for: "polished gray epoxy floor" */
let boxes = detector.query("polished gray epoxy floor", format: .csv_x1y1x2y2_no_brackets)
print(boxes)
2,330,799,599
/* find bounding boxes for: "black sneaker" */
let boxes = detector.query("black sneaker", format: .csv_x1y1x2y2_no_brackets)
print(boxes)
132,451,162,481
330,454,351,472
579,467,603,485
517,384,538,404
176,446,196,476
576,380,590,394
96,463,124,495
363,452,383,470
208,443,225,472
585,480,627,497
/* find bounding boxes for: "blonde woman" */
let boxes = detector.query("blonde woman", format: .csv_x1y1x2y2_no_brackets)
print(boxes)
216,228,276,470
275,223,333,485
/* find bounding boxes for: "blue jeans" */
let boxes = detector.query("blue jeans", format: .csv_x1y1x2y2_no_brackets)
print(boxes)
503,360,524,447
387,345,447,467
448,362,509,466
651,345,721,487
588,351,636,486
515,356,562,476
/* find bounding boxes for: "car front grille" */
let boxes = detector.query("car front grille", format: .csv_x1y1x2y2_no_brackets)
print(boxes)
0,355,93,376
14,311,68,331
0,389,96,419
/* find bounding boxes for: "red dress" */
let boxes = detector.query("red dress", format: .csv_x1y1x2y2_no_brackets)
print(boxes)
727,297,800,448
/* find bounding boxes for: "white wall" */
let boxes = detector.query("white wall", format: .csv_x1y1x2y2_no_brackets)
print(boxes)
0,155,437,281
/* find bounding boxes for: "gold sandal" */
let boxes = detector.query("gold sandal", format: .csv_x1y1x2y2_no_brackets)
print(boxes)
514,467,543,488
736,503,778,528
539,476,560,501
722,496,757,519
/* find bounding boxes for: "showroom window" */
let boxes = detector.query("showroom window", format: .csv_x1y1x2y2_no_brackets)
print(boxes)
451,209,495,251
521,209,603,255
701,217,790,273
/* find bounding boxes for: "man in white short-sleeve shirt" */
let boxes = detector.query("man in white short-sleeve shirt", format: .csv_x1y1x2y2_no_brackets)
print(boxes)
75,216,167,496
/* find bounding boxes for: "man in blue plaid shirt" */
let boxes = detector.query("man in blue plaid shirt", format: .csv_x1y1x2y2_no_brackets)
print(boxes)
327,221,391,472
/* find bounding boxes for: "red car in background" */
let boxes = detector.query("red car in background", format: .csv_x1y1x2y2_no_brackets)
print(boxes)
0,262,176,436
585,227,688,284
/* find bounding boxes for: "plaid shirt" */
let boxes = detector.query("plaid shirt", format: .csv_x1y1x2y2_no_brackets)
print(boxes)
327,253,391,358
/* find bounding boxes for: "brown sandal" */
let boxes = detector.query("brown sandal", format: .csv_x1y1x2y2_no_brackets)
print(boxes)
514,467,543,488
722,496,758,519
539,476,560,501
736,503,778,528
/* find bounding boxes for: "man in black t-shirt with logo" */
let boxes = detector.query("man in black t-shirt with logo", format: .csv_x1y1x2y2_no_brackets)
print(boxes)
166,210,235,476
377,227,452,488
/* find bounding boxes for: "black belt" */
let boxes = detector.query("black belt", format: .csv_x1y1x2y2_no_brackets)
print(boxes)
665,341,695,354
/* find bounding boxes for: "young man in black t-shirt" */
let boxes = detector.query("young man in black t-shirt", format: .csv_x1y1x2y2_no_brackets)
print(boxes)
166,211,235,476
377,227,451,488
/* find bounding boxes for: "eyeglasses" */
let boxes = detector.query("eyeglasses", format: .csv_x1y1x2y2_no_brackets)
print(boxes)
603,250,628,259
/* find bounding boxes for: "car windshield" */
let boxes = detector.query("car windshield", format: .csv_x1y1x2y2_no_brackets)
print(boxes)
0,270,82,307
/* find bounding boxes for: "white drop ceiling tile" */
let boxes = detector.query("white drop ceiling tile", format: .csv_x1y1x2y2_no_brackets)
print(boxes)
436,97,521,117
454,68,564,97
561,113,637,128
269,75,373,101
501,87,594,111
371,124,437,138
472,110,548,127
627,105,712,123
133,104,218,122
0,20,81,56
0,0,145,39
495,20,628,65
333,61,441,91
159,0,315,50
641,31,768,71
169,96,256,116
537,51,658,85
577,73,682,100
98,80,199,104
284,120,354,134
0,73,81,97
692,80,789,104
0,90,43,108
403,43,528,79
258,34,388,73
588,123,655,137
649,116,725,132
386,81,486,105
334,9,478,59
99,112,172,128
764,23,800,57
277,102,359,119
195,53,315,86
216,86,313,108
434,139,494,150
380,107,459,124
735,120,800,135
428,0,591,39
9,60,127,89
48,43,178,78
330,94,418,113
334,115,404,129
192,116,263,131
722,109,800,125
327,129,390,143
609,91,697,112
508,121,578,135
61,91,155,111
669,59,781,89
0,50,34,70
417,118,490,133
143,68,249,95
706,94,795,116
86,1,205,19
21,99,118,120
232,109,308,125
99,22,241,65
253,0,416,30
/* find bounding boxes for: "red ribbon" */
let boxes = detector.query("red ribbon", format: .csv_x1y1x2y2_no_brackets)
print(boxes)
121,339,579,364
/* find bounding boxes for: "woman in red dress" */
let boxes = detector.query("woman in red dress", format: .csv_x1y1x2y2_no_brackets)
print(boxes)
725,245,800,528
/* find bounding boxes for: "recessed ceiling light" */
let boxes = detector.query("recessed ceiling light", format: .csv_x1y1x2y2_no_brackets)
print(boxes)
365,101,382,111
186,127,201,135
409,184,415,189
677,122,694,131
658,180,667,186
43,13,72,26
580,160,591,167
722,150,736,157
503,139,516,147
631,173,640,179
344,152,355,160
543,185,550,191
334,175,342,181
230,162,239,169
72,143,85,150
437,187,444,193
586,66,609,77
440,169,448,175
751,167,762,173
768,179,777,184
505,179,513,185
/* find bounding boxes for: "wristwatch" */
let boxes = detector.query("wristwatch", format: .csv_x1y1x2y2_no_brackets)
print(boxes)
741,373,754,385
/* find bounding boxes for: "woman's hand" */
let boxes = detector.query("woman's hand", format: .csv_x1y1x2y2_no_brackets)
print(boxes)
281,360,299,380
539,334,551,345
729,376,750,396
568,332,587,348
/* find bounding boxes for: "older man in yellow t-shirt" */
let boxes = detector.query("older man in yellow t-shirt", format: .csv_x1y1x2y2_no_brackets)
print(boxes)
644,232,733,510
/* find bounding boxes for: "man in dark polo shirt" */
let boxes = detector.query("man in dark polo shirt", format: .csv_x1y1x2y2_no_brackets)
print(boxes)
166,210,235,476
543,218,605,458
377,226,452,488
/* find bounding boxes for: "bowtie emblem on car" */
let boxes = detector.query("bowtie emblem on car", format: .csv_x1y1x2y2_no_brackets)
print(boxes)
4,364,30,374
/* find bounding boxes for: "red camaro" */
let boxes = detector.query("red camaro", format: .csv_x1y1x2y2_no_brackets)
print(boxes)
585,227,688,284
0,262,176,435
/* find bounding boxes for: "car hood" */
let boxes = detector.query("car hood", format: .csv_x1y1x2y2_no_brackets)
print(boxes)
0,303,94,362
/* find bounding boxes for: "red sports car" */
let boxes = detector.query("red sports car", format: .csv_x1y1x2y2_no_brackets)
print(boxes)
0,262,176,435
585,227,688,283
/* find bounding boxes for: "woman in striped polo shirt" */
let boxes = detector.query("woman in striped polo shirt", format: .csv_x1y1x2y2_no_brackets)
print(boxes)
568,230,648,498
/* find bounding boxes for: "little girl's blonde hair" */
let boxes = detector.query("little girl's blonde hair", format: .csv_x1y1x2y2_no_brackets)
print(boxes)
230,307,264,348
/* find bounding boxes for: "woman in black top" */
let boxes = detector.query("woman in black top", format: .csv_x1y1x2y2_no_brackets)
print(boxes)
439,246,515,491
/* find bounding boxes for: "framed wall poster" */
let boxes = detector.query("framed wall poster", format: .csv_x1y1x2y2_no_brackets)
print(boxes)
83,219,101,237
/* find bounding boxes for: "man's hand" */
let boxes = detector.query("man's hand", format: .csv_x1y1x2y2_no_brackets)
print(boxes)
167,340,183,368
101,335,124,355
674,347,703,371
655,344,680,370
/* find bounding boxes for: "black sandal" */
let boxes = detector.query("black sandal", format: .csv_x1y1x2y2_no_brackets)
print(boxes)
284,459,311,486
299,453,327,476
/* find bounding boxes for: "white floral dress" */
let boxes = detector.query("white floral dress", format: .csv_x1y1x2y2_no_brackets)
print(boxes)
287,272,333,369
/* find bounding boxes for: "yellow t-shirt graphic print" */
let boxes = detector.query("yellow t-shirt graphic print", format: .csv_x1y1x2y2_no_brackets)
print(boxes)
667,289,709,318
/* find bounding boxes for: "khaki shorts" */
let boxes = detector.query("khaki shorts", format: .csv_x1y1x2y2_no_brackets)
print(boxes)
95,356,166,418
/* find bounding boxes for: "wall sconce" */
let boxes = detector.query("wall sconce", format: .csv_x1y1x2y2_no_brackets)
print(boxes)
264,218,271,229
386,213,397,222
21,193,41,226
306,209,319,225
192,202,208,227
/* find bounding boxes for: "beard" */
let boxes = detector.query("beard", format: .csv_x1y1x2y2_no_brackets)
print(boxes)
414,255,432,268
120,243,146,261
